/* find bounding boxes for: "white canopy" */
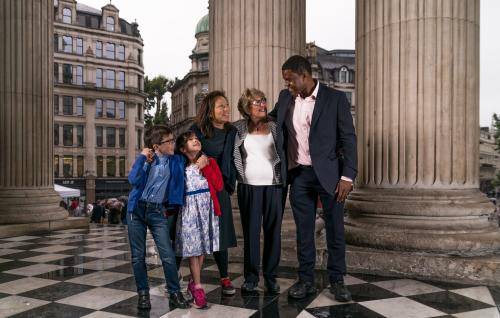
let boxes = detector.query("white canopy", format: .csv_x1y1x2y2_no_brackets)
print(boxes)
54,184,80,199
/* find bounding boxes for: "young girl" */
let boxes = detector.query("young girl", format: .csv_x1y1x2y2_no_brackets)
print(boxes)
175,130,224,309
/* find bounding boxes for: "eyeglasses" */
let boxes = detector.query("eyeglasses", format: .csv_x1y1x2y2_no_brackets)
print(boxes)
159,138,175,145
251,98,267,106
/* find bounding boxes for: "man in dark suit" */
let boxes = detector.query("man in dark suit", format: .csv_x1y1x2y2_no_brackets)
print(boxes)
269,55,357,301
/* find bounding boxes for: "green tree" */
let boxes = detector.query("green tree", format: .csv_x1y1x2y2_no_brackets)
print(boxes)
143,75,174,127
493,113,500,152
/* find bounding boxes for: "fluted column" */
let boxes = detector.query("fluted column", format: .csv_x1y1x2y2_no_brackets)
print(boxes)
0,0,68,224
346,0,500,255
209,0,306,120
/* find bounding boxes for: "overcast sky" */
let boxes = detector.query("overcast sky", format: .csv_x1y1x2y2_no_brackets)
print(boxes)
82,0,498,127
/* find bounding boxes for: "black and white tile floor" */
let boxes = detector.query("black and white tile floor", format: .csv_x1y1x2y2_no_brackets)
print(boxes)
0,225,498,317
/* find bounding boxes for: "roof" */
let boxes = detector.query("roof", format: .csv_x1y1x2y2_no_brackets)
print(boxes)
76,3,101,15
195,14,209,35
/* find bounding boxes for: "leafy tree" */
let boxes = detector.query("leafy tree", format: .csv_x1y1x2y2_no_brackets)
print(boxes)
493,113,500,152
143,75,174,127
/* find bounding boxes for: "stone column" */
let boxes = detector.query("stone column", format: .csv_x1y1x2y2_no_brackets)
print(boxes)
126,102,137,171
0,0,68,224
209,0,306,120
346,0,500,255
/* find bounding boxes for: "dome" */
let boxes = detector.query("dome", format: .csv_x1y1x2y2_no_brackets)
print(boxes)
195,14,209,35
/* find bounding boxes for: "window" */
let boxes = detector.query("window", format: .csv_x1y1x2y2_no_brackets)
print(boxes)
106,100,115,118
96,99,103,117
339,67,348,83
137,75,142,92
137,49,142,65
345,91,352,104
63,156,73,177
63,36,72,53
54,124,59,145
95,41,102,58
53,63,59,83
106,16,115,32
76,97,83,116
96,68,102,88
117,45,125,61
200,59,208,71
107,156,116,177
63,96,72,115
96,126,103,147
119,128,125,148
77,156,84,177
54,155,59,178
118,71,125,90
54,34,59,52
63,64,72,84
106,127,116,147
63,125,73,146
105,43,115,59
76,125,84,147
106,70,115,89
118,101,125,119
96,156,103,177
119,156,126,177
54,95,59,114
137,104,142,120
62,8,72,24
137,129,142,150
76,38,83,55
73,66,83,85
201,83,208,93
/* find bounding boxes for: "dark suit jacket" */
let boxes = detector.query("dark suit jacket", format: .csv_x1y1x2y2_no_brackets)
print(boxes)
269,83,357,195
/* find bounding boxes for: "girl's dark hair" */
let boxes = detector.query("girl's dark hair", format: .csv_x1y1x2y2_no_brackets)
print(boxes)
174,130,202,162
195,90,231,138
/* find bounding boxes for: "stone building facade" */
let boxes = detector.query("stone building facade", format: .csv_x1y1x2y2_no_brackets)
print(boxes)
480,127,500,196
53,0,145,203
305,43,355,117
170,14,209,136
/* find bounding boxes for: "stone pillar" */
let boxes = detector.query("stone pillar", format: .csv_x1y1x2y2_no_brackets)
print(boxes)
209,0,306,120
0,0,68,224
346,0,500,255
126,102,137,171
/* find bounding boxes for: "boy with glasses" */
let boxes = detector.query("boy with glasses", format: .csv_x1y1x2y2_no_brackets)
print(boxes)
127,125,190,310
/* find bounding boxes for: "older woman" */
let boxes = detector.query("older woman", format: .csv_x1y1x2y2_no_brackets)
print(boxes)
233,88,286,294
189,91,237,295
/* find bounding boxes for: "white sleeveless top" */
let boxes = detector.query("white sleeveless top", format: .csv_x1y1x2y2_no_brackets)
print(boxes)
243,133,276,186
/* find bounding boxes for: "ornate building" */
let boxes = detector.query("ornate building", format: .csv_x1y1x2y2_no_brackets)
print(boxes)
170,14,209,136
480,126,500,196
53,0,145,202
305,43,355,117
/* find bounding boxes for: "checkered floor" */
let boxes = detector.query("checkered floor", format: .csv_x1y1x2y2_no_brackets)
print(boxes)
0,225,498,318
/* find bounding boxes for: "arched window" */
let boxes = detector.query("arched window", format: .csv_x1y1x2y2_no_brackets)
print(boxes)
62,8,72,24
339,66,349,83
106,16,115,32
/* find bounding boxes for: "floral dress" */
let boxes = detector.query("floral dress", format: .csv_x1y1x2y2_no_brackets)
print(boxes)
176,164,220,257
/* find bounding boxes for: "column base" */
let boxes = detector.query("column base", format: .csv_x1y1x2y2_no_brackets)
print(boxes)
0,217,89,238
0,188,69,224
345,188,500,255
345,245,500,286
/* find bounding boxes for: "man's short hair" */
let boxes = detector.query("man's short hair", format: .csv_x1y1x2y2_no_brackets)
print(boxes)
145,124,173,147
281,55,312,76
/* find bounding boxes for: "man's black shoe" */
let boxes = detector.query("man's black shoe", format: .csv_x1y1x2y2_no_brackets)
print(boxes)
288,281,317,299
330,281,352,302
137,291,151,310
169,291,191,309
241,281,258,293
264,280,281,294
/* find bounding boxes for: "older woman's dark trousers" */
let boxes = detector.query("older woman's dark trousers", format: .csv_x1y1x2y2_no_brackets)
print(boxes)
237,183,284,284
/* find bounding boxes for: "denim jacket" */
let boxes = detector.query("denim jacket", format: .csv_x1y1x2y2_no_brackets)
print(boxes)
127,153,185,214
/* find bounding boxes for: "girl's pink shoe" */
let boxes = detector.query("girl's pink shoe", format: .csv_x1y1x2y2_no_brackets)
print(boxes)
187,279,195,295
191,287,208,309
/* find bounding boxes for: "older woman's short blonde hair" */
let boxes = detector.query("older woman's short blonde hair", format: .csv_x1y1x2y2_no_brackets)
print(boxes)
237,88,266,120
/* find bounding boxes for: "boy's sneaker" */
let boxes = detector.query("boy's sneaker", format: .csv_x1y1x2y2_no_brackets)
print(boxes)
192,288,208,309
220,277,236,295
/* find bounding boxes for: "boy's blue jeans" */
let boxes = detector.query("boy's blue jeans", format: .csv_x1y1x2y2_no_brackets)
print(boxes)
127,201,180,294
